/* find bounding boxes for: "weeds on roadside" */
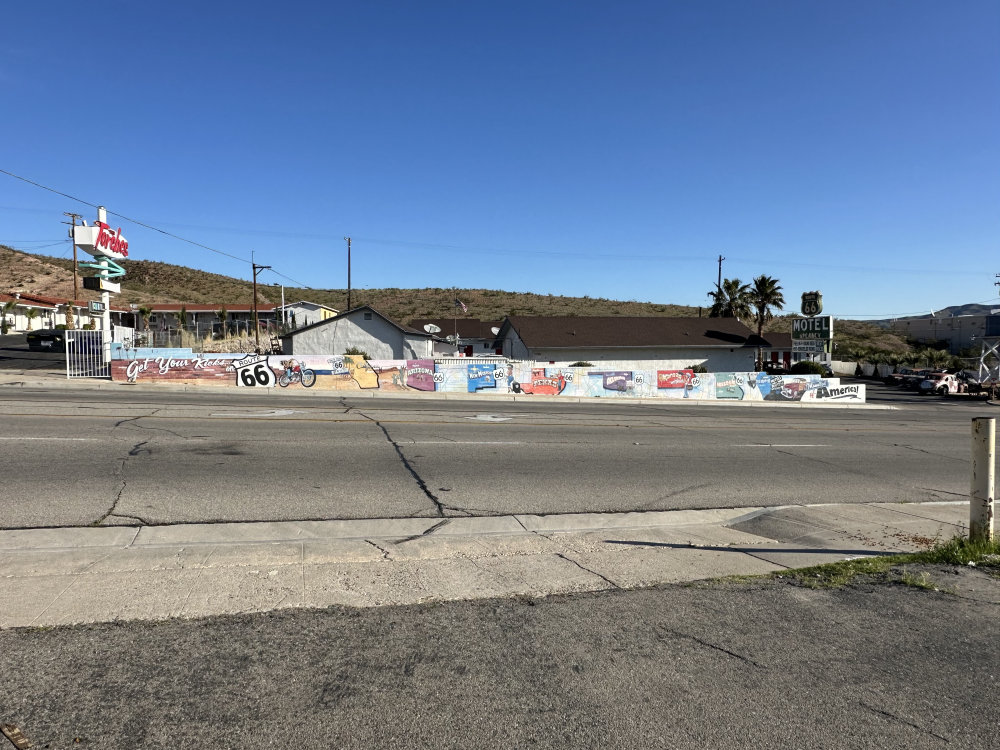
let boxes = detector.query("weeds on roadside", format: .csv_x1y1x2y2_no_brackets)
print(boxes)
775,537,1000,590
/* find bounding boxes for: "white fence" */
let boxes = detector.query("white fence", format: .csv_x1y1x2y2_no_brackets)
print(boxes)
65,330,110,379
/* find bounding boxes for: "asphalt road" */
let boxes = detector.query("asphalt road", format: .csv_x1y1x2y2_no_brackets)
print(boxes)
0,378,995,528
1,569,997,749
3,344,998,749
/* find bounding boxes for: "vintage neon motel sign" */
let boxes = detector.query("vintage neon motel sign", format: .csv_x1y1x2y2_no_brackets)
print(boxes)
73,221,129,261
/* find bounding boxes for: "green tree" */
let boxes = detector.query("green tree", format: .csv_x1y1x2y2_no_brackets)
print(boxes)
708,278,751,321
216,306,229,337
748,275,785,368
178,305,188,329
344,346,370,360
24,308,38,331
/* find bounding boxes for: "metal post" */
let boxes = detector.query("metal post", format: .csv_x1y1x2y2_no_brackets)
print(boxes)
96,206,111,364
344,236,352,311
970,417,995,541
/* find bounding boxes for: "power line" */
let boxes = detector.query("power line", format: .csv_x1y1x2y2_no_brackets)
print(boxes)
0,167,310,287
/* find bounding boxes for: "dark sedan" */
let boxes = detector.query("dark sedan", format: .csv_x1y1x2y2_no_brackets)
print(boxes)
25,329,66,351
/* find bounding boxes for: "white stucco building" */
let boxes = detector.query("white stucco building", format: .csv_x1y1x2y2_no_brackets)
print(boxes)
279,305,439,359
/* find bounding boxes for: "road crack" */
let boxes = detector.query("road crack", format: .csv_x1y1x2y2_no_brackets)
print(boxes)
93,440,149,526
370,420,469,517
555,552,620,589
394,519,451,545
860,702,950,743
365,540,392,560
654,626,765,668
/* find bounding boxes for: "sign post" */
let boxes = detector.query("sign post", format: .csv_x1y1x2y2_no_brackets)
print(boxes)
970,417,995,542
72,205,128,363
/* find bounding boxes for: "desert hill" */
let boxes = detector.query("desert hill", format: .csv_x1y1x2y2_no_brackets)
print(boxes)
1,244,912,353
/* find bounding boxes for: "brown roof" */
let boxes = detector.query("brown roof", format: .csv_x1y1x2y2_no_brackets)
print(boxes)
145,303,261,313
501,316,769,349
2,291,129,312
762,331,793,348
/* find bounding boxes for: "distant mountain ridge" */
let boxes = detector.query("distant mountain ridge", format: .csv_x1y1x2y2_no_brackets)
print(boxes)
872,303,999,322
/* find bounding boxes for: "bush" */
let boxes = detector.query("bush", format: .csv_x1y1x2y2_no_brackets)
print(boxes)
789,360,828,375
568,361,593,367
344,346,370,360
687,364,708,373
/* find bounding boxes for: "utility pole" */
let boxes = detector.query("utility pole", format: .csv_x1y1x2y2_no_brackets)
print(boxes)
716,254,725,293
344,236,352,311
252,260,271,353
62,212,82,305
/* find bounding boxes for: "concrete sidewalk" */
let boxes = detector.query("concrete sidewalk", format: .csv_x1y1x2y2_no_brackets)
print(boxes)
0,501,970,629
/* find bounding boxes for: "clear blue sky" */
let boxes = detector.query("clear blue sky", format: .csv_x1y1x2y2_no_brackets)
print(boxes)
2,1,998,318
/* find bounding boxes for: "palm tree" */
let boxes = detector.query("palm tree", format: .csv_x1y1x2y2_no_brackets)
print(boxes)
1,300,15,334
138,305,153,332
708,278,751,321
748,275,785,368
216,306,229,338
24,308,38,331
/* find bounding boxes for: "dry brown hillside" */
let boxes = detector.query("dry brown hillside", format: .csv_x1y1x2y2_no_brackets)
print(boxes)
0,245,911,354
1,245,703,320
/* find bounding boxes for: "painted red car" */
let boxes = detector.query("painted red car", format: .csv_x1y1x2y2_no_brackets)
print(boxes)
513,368,567,395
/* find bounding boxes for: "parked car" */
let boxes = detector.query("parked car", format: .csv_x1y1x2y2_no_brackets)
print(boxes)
918,372,965,396
884,367,918,386
901,369,936,390
25,329,66,351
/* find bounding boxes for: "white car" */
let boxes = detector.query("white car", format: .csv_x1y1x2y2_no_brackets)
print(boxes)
918,373,962,396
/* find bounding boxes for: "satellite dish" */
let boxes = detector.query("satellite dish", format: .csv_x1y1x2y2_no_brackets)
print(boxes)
490,327,500,335
423,324,442,333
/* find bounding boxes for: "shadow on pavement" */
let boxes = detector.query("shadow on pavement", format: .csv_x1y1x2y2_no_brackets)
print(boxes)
604,539,889,556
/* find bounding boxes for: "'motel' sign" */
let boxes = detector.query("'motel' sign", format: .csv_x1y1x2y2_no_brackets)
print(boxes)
792,316,833,340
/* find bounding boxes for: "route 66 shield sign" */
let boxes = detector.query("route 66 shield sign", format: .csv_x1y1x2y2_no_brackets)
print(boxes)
801,291,823,317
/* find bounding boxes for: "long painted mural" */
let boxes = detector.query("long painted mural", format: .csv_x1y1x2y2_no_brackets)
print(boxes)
110,350,865,402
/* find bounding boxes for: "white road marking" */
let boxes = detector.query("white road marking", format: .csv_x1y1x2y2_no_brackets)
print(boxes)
210,410,300,418
0,437,100,441
465,414,513,422
407,441,525,445
734,444,830,448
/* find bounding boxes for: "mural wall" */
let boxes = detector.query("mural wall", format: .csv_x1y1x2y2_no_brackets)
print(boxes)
110,353,866,402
